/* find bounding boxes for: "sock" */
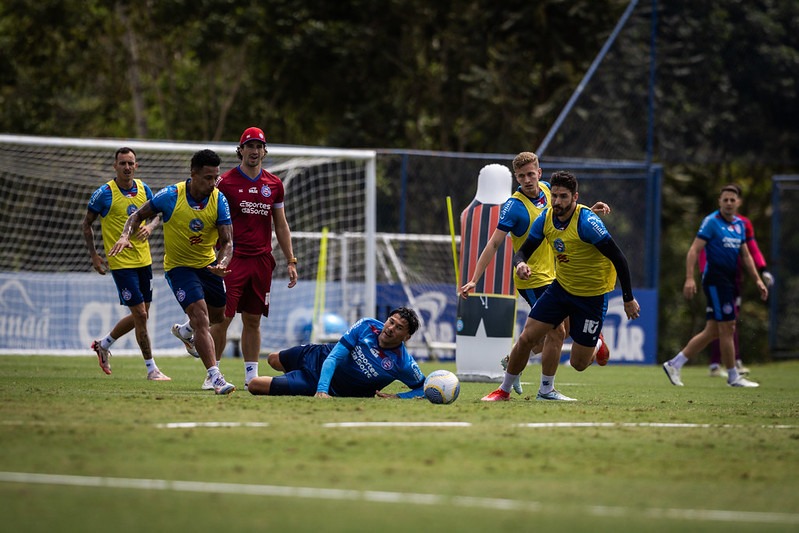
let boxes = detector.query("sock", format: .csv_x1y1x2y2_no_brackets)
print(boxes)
179,321,193,339
670,352,688,369
593,337,604,356
540,374,555,394
100,334,115,350
727,367,740,383
145,359,156,372
208,365,221,383
245,362,259,384
709,363,720,370
499,372,518,393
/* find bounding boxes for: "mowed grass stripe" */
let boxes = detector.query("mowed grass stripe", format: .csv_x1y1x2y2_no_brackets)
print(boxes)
2,471,798,526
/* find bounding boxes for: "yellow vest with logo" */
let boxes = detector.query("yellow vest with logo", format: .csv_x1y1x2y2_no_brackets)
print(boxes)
163,181,219,271
101,179,152,270
509,185,555,289
543,204,616,296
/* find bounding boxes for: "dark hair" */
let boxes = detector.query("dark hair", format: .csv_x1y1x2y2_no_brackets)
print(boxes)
115,147,136,160
191,149,221,171
549,170,578,193
389,306,420,336
721,183,742,197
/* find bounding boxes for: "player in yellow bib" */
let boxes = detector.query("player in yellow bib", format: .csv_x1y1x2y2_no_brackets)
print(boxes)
459,152,610,401
482,170,640,402
81,147,169,380
111,149,236,395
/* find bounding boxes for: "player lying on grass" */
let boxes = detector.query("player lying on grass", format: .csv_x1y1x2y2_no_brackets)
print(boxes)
247,307,426,398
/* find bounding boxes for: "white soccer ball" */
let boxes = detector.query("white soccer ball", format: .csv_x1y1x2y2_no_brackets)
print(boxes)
423,370,460,404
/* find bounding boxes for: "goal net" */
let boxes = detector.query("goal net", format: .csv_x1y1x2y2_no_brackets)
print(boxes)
0,134,377,354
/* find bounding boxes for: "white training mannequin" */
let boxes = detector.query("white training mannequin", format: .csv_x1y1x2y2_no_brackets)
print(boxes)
473,164,513,205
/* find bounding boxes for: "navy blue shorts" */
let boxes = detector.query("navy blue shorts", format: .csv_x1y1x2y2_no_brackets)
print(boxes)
517,285,548,309
164,265,226,311
703,283,738,322
269,344,335,396
529,280,608,348
110,265,152,307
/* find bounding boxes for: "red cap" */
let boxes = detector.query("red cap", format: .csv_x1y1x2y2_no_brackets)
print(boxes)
239,127,266,146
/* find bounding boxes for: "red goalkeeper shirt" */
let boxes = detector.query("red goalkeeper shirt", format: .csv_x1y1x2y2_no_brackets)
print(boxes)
216,166,285,257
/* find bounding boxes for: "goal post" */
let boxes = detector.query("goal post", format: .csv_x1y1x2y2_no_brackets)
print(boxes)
0,134,376,354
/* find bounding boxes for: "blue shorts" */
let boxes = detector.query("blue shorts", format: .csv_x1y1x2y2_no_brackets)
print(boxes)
517,285,548,308
269,344,335,396
529,280,608,348
703,283,738,322
110,265,152,307
164,265,226,311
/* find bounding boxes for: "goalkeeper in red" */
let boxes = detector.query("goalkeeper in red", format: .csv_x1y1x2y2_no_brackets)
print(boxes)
482,171,640,401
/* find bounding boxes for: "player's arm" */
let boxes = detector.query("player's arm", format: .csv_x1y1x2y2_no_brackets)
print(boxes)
740,243,768,301
273,206,298,288
595,238,640,320
459,228,509,298
136,212,162,241
109,201,155,256
743,223,773,287
315,341,352,398
81,209,107,275
207,223,233,277
682,237,706,300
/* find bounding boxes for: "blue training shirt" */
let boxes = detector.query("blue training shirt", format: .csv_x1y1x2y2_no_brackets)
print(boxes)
150,180,231,225
316,318,426,398
497,182,551,236
696,210,745,287
87,181,154,216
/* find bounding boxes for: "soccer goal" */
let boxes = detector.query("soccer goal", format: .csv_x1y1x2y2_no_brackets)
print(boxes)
0,134,377,354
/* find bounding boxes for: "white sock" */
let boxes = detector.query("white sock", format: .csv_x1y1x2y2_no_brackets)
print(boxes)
207,365,221,382
670,352,688,369
179,321,193,339
727,367,740,383
540,374,555,394
100,334,115,350
500,372,518,393
145,359,157,372
245,362,259,384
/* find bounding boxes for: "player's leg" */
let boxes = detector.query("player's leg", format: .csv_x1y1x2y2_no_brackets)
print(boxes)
565,292,609,372
240,312,262,385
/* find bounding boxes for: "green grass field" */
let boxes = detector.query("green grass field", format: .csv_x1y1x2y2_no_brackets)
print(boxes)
2,355,798,532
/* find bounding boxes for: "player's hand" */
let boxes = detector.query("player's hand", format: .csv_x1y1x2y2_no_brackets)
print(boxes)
314,391,331,399
135,225,152,241
591,201,611,215
108,237,132,256
624,299,640,320
207,263,231,277
91,255,108,275
375,391,399,399
516,263,531,280
756,280,768,301
287,264,298,288
459,281,476,299
682,278,697,300
761,270,774,288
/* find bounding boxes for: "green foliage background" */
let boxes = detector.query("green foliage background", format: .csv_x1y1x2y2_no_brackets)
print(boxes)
1,0,797,360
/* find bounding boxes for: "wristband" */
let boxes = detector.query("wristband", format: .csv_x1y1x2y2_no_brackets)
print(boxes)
287,257,298,264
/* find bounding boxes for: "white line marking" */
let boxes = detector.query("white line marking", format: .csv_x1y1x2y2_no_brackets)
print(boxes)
322,422,472,428
515,422,797,429
153,422,269,429
1,471,797,525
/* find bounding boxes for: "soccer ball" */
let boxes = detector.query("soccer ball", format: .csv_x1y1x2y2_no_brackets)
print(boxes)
423,370,460,404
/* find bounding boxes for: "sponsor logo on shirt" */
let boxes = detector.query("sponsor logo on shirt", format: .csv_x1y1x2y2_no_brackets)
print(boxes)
239,200,271,216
